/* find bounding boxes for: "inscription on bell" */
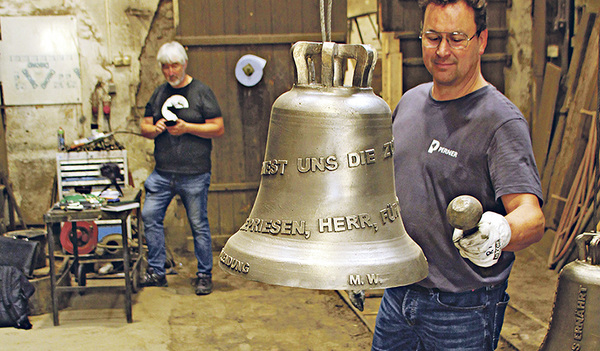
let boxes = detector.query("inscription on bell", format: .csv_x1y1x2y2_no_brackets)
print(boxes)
380,202,400,225
348,149,376,168
573,285,587,347
240,217,311,239
318,213,376,233
219,249,250,274
348,273,382,286
297,155,338,173
383,140,394,159
261,159,288,175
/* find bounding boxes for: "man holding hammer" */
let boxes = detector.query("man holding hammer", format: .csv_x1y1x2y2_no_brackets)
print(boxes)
372,1,545,350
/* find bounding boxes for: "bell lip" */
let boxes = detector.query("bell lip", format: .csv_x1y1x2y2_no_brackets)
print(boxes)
218,230,428,290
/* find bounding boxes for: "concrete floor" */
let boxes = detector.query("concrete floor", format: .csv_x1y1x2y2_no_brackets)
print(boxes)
0,243,559,351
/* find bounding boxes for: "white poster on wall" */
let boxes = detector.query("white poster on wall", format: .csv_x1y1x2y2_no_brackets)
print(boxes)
0,16,82,105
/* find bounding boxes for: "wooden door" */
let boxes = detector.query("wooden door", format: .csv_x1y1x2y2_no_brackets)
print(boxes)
176,0,348,241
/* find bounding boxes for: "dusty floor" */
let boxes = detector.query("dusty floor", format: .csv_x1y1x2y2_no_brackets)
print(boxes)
0,243,559,351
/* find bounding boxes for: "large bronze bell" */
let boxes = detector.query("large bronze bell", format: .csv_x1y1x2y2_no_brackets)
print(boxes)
539,233,600,350
219,41,428,290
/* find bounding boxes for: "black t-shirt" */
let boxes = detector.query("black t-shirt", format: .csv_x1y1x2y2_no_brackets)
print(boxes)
392,83,543,292
145,79,222,174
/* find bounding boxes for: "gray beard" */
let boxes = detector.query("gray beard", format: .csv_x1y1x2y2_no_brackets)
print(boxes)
168,75,185,87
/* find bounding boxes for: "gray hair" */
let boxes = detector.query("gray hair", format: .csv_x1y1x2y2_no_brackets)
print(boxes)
156,41,188,65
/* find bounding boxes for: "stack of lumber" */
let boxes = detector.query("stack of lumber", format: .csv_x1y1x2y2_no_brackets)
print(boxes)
532,11,599,268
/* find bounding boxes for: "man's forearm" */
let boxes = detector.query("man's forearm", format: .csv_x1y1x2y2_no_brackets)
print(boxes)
141,117,162,139
503,194,545,252
179,117,224,138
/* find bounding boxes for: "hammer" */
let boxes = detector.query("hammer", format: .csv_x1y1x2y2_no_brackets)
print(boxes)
446,195,483,242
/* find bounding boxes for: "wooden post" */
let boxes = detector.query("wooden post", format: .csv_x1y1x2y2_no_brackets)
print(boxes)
381,32,403,110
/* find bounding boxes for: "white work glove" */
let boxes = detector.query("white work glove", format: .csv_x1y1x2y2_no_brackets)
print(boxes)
452,211,511,267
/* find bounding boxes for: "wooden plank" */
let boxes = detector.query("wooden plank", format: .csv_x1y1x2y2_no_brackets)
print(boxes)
543,21,599,228
559,11,596,114
531,0,547,117
175,0,347,237
381,32,403,109
178,33,347,47
541,11,597,206
532,62,562,173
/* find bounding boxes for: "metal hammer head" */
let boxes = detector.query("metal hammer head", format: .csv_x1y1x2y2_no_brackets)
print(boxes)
446,195,483,231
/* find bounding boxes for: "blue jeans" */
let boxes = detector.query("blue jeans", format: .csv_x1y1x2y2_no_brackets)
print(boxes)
372,281,509,351
142,170,212,277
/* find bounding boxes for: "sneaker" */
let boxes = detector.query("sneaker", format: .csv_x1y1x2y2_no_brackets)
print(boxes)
195,273,213,295
141,268,168,287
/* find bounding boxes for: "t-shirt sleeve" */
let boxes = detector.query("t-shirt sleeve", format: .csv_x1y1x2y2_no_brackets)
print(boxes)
201,86,222,119
144,87,161,119
487,118,543,204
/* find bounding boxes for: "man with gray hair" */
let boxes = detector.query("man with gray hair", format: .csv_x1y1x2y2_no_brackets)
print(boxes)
140,41,224,295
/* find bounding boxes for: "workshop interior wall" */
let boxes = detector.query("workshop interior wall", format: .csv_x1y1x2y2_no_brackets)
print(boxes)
1,0,538,244
0,0,160,224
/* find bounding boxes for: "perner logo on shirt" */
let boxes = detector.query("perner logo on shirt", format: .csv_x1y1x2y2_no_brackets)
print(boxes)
428,139,458,158
161,94,189,122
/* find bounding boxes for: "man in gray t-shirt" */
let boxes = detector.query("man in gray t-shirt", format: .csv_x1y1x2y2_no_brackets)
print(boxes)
140,41,224,296
372,1,545,350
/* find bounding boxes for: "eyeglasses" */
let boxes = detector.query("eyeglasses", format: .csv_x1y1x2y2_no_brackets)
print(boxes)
419,30,477,50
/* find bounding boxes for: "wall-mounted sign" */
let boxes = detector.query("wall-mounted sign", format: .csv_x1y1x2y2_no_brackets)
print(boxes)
0,16,82,105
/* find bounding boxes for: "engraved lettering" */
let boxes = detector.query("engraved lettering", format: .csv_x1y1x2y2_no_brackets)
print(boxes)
325,155,339,171
240,218,250,231
219,250,250,274
262,220,272,234
359,213,374,229
292,221,311,239
365,149,376,164
319,217,333,232
346,215,361,230
297,156,338,173
366,274,381,285
380,203,400,225
251,218,261,232
297,158,310,173
270,220,282,235
261,159,288,175
318,213,377,233
281,220,292,235
349,274,363,286
573,286,587,343
240,218,309,239
333,217,346,232
382,140,394,159
348,149,377,168
348,153,361,167
278,160,288,174
312,157,325,172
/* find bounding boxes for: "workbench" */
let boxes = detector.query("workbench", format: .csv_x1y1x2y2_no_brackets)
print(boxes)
43,187,142,326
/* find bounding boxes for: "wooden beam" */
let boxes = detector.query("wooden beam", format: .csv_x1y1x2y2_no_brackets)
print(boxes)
532,0,547,117
381,32,403,110
532,62,561,173
177,32,347,47
209,182,259,192
543,20,599,228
